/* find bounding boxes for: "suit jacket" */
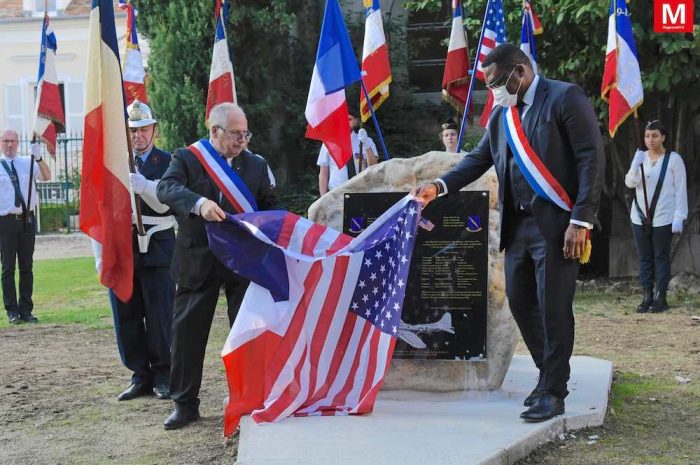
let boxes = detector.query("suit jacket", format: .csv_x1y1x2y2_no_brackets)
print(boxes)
156,147,281,289
133,146,175,269
441,77,605,250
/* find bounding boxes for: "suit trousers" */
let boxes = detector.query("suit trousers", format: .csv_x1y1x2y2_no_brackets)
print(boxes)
112,266,175,386
0,214,35,317
504,215,579,399
170,260,249,406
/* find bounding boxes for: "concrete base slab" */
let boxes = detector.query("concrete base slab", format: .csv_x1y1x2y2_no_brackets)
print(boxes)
235,355,612,465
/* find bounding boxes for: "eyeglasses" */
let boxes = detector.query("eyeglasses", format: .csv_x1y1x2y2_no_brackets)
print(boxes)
217,127,253,141
1,139,18,143
486,67,517,90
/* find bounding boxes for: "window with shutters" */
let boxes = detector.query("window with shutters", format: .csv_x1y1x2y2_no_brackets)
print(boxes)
4,84,25,135
30,0,58,17
63,81,84,135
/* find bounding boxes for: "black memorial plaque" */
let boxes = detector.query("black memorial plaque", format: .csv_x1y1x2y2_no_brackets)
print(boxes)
343,192,488,360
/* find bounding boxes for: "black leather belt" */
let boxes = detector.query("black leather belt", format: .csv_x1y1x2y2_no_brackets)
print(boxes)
0,213,29,220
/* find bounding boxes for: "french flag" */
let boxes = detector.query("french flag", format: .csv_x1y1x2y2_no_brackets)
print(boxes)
118,0,148,105
359,0,391,123
601,0,643,137
206,0,237,122
305,0,362,170
520,0,542,74
441,0,470,113
33,12,65,157
80,0,134,302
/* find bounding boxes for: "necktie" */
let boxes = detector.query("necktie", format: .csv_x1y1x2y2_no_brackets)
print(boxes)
10,161,26,211
135,156,144,171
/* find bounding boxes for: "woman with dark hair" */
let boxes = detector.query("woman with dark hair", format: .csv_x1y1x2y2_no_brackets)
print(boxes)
625,119,688,313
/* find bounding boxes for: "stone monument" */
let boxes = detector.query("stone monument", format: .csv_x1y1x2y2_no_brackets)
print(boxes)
308,151,517,391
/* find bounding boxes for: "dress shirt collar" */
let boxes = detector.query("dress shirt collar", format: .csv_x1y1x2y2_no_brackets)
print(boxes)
521,74,540,110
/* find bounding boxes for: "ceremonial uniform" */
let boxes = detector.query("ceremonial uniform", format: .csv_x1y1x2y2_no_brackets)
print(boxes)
113,101,176,401
113,146,176,394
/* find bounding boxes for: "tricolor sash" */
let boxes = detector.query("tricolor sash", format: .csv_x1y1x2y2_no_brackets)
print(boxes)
503,107,591,263
503,106,573,212
188,139,258,213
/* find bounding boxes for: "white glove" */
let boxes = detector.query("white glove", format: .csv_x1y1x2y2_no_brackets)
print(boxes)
30,142,41,161
357,128,370,146
672,219,684,234
631,150,645,169
129,172,148,194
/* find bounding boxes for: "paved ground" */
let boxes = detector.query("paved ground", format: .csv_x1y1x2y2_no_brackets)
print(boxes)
235,356,613,465
35,233,93,260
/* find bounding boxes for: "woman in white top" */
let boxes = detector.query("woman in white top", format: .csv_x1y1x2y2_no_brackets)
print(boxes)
625,120,688,313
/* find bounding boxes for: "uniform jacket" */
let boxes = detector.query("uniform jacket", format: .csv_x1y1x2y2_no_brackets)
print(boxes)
133,146,175,269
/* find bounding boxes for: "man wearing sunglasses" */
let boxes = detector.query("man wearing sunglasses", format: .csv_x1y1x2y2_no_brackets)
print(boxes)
157,102,280,430
413,44,604,422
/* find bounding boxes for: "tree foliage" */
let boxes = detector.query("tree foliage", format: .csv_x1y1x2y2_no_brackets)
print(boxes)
135,0,318,183
405,0,700,266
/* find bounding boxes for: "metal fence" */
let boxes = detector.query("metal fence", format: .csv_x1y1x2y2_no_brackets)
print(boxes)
18,134,83,234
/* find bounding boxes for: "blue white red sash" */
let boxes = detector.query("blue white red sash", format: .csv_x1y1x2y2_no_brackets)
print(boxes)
503,107,573,212
188,139,258,213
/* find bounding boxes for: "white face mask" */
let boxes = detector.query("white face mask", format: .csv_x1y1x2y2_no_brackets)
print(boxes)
490,68,523,108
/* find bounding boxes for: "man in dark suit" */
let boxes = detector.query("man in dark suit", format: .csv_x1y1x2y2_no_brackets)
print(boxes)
113,100,176,402
157,102,280,430
414,44,604,422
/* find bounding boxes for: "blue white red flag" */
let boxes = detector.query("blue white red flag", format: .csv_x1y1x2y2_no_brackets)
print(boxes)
33,12,65,157
118,0,148,104
305,0,362,170
601,0,643,137
475,0,506,127
520,0,542,74
211,195,421,435
359,0,391,123
206,0,237,121
441,0,471,113
80,0,133,302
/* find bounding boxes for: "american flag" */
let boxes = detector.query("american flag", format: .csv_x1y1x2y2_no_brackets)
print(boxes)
475,0,507,127
207,195,421,436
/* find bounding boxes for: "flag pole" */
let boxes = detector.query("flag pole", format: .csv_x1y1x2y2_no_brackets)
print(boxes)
359,80,390,160
456,0,492,150
122,0,145,238
25,1,50,232
632,112,651,217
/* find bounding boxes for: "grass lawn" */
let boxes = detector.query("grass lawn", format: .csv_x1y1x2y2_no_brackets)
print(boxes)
0,257,111,329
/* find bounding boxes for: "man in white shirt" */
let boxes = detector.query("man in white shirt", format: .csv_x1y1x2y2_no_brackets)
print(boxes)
0,128,51,324
317,111,378,195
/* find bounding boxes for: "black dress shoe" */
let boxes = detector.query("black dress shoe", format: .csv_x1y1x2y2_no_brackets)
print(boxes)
164,402,200,430
8,312,22,325
153,384,171,400
117,382,152,401
520,393,565,422
523,388,543,407
20,312,38,323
